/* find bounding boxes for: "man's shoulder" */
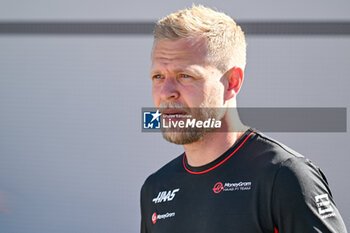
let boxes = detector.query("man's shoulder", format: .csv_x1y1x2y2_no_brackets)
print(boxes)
249,130,324,183
250,130,307,164
241,130,325,181
142,153,184,188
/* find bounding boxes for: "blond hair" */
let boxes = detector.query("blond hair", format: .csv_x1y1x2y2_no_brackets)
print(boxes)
153,5,246,73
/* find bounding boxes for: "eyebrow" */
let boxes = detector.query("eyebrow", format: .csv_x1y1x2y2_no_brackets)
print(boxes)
150,67,203,76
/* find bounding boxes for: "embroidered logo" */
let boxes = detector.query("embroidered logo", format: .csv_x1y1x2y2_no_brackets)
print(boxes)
152,188,180,203
212,182,224,193
213,181,252,193
315,194,335,219
152,212,175,224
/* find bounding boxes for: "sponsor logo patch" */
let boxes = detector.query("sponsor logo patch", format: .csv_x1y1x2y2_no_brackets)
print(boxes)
152,212,175,224
212,182,224,193
152,213,157,224
213,181,251,193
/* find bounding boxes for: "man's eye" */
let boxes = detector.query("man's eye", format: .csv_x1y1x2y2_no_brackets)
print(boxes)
152,74,163,79
179,74,192,79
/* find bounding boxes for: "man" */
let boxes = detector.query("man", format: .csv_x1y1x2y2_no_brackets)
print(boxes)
140,5,347,233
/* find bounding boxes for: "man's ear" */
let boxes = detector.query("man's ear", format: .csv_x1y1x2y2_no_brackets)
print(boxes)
224,67,244,101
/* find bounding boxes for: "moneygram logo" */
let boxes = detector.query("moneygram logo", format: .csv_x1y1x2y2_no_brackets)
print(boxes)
151,212,176,224
152,213,157,224
213,181,252,193
212,182,224,193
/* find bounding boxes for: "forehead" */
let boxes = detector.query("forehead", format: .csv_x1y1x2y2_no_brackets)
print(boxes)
151,37,209,69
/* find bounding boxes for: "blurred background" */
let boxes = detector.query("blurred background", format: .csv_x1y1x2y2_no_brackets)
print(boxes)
0,0,349,232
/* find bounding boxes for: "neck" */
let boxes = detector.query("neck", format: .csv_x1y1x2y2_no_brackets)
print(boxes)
183,110,248,167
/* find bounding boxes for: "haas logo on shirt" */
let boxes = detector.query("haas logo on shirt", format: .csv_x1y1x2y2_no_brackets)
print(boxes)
152,188,180,203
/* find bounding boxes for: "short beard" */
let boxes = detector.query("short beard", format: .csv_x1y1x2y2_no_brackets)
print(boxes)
162,130,204,145
161,106,225,145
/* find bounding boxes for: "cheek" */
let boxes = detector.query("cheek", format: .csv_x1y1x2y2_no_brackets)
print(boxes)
181,86,204,107
152,87,160,107
206,82,225,105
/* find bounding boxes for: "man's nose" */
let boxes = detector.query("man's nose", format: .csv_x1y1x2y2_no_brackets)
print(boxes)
160,77,180,101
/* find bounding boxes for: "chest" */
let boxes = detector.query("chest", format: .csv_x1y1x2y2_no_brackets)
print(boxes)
147,176,263,233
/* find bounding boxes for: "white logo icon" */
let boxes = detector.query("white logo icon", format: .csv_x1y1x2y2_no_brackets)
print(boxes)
152,188,180,203
143,110,161,129
315,193,335,218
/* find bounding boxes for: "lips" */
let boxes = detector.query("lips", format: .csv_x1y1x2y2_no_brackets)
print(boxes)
162,109,188,116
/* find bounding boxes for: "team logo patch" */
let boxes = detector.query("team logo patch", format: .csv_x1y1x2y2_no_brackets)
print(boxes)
152,188,180,203
213,181,252,193
315,193,336,219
